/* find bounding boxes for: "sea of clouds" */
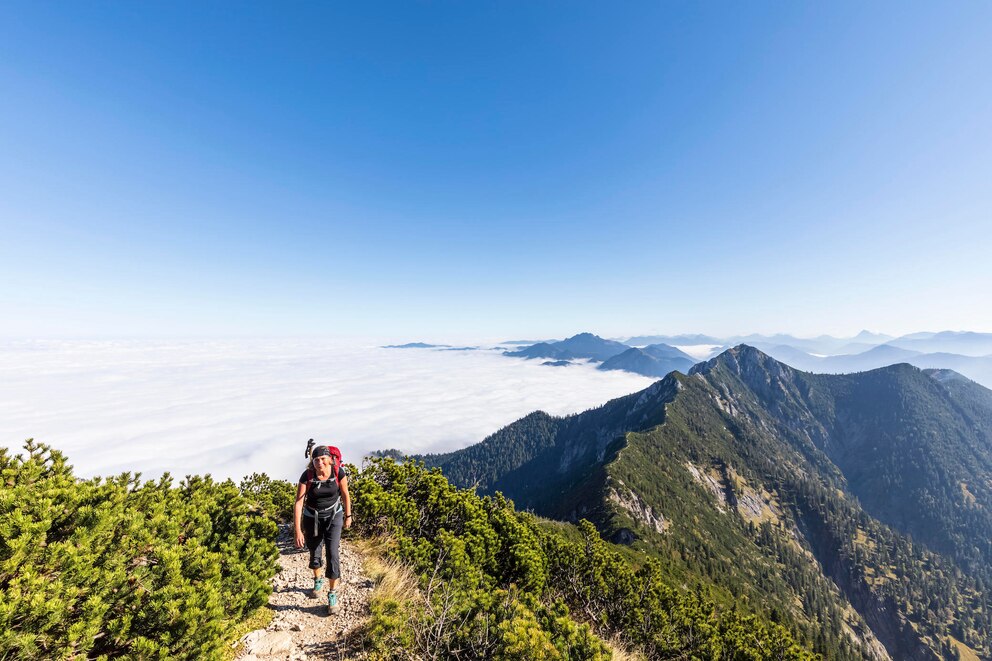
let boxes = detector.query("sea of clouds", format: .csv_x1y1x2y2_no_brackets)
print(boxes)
0,339,656,483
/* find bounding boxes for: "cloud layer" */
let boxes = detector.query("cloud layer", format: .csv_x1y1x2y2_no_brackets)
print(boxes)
0,339,655,483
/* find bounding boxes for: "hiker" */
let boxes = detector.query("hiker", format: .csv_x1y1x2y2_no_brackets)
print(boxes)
294,444,352,615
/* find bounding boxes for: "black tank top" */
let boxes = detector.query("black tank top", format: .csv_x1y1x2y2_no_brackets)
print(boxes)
299,466,347,512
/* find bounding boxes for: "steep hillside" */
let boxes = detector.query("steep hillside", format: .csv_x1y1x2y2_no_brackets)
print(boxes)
427,346,992,660
703,352,992,576
350,457,819,660
426,379,674,518
683,349,992,658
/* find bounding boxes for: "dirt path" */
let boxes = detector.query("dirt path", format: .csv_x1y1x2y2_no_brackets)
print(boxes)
236,525,373,660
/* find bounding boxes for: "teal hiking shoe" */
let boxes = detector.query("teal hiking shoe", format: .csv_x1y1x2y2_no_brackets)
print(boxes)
327,591,340,615
310,578,325,598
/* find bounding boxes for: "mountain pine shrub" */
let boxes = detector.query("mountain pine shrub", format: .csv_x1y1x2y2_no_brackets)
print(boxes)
0,440,279,660
238,472,295,522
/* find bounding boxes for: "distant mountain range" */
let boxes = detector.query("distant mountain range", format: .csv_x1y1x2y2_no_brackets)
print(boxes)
886,331,992,356
499,330,992,388
622,330,992,359
383,331,992,389
503,333,699,378
383,342,481,351
382,342,450,349
425,346,992,659
750,342,992,389
501,339,560,346
624,333,723,346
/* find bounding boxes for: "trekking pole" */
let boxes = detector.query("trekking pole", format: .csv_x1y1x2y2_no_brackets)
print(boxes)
305,438,315,459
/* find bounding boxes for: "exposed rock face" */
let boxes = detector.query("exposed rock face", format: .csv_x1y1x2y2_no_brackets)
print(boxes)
684,460,781,523
734,487,766,520
607,481,669,536
685,462,728,512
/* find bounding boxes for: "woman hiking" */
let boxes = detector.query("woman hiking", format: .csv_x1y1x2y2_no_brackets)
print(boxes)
294,444,352,615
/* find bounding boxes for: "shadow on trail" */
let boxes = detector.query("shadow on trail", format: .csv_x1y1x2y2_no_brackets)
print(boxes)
301,628,371,661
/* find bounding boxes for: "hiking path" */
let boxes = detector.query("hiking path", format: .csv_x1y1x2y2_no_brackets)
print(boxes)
236,525,373,660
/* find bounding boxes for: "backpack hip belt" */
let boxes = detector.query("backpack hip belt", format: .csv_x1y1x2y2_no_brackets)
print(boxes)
303,497,343,536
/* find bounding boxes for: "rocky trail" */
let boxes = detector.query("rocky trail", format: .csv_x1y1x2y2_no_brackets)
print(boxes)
236,525,374,660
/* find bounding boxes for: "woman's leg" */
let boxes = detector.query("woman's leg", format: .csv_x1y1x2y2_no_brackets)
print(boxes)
324,511,343,581
325,512,344,613
303,515,325,571
303,515,327,595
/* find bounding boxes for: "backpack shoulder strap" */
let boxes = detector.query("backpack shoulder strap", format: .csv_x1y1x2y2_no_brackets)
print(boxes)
332,456,342,491
304,466,315,495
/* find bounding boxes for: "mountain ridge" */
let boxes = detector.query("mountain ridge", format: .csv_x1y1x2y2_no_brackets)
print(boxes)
426,345,992,659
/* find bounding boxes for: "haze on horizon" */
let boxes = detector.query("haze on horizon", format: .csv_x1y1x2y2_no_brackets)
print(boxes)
1,2,990,339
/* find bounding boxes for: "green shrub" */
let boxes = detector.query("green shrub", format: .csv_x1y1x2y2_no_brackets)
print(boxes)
0,440,279,660
238,472,296,523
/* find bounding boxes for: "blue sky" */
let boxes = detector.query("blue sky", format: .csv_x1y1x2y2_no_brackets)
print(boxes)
1,2,990,339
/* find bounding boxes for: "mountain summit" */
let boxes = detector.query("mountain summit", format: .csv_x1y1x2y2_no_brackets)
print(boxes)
504,332,630,362
598,343,696,377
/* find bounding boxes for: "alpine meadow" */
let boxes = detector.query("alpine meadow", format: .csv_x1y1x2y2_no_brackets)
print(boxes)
2,2,992,660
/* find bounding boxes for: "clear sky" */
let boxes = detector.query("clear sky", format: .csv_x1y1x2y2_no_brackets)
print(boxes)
1,2,990,340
